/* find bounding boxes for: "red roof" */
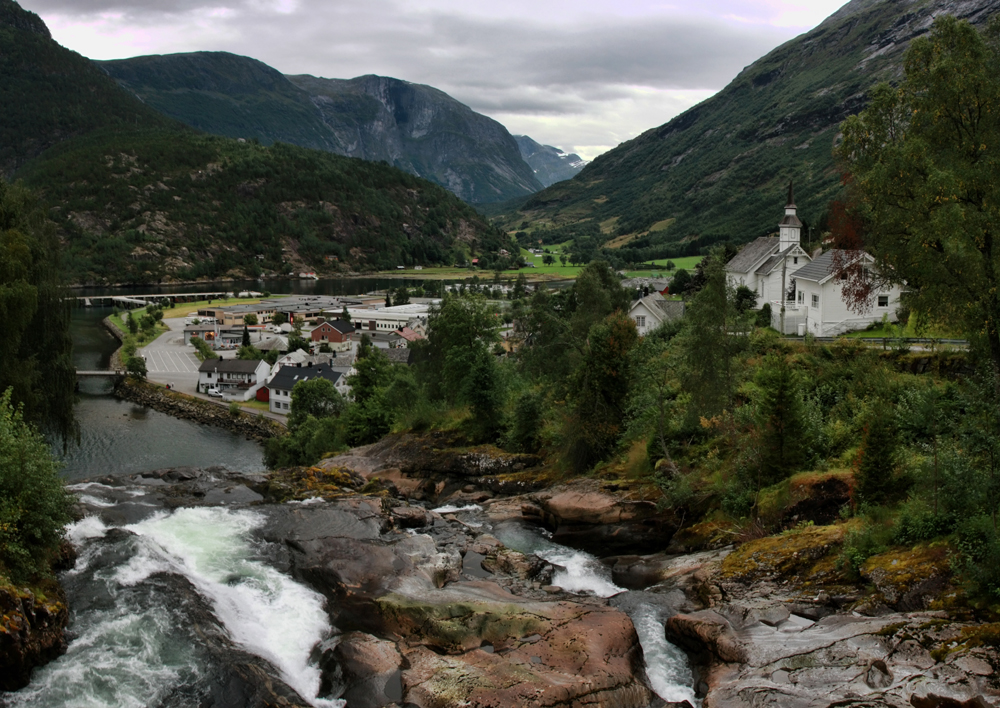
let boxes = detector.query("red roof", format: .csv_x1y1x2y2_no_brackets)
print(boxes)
396,327,423,342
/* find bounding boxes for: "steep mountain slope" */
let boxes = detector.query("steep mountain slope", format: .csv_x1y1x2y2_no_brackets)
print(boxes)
20,130,506,285
100,53,543,204
514,136,588,187
0,0,175,176
497,0,998,259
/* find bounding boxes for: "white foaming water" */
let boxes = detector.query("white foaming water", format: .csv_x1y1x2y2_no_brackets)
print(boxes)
66,516,109,546
538,546,623,597
431,504,483,514
122,507,344,708
630,605,699,705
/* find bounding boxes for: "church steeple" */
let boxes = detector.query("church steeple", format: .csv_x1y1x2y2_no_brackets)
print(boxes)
779,180,802,249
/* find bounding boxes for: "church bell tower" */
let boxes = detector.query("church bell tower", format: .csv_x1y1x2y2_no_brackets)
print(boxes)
779,181,802,249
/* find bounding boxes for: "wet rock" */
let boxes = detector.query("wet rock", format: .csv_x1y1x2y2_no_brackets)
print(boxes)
391,506,432,529
530,481,679,555
326,632,404,708
0,585,69,691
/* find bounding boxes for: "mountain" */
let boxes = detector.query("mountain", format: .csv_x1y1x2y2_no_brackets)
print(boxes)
99,53,543,204
514,136,588,187
0,1,506,284
19,130,506,284
0,0,175,176
496,0,998,259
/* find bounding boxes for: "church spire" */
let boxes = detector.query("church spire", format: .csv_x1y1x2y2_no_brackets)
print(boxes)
779,181,802,248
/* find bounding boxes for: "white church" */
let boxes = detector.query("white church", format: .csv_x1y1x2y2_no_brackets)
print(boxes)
725,185,903,336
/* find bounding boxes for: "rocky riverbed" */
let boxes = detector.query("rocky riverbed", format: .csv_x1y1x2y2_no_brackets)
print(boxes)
4,433,1000,707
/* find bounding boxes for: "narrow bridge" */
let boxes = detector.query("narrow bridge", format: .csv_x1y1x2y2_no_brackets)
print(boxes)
76,370,126,378
74,291,262,308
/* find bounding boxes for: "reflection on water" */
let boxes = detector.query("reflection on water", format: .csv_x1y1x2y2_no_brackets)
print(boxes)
61,305,264,481
59,396,265,481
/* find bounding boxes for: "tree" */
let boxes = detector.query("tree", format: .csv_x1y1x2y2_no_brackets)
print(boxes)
127,313,139,335
385,291,393,307
670,269,692,296
0,389,73,581
0,179,76,440
543,254,555,266
559,254,568,266
244,314,258,326
678,251,752,423
461,348,507,442
288,378,345,429
513,272,527,300
341,305,351,324
734,285,758,313
853,409,899,507
272,311,289,326
125,355,147,380
394,287,410,306
565,311,640,472
242,325,251,348
754,354,808,485
418,294,501,401
839,16,1000,377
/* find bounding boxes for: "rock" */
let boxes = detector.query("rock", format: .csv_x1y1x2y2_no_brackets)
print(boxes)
861,546,953,611
666,611,747,664
388,581,653,708
910,695,994,708
326,632,404,708
0,586,69,691
531,480,679,555
391,506,432,529
864,658,893,689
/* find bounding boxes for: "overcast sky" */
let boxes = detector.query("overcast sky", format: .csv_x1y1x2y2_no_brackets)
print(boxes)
19,0,851,160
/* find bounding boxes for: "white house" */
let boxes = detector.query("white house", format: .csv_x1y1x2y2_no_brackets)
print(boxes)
265,363,346,415
197,358,271,401
726,186,905,335
725,184,813,319
789,251,904,336
628,293,685,336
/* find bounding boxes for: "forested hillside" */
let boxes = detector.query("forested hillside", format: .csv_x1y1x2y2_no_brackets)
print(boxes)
100,53,543,204
0,0,176,176
494,0,997,263
19,130,509,284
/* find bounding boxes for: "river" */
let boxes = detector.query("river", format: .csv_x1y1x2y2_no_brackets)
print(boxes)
5,282,698,707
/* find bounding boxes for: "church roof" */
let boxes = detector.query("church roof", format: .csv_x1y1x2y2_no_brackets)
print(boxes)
726,237,779,274
780,213,803,228
791,250,838,283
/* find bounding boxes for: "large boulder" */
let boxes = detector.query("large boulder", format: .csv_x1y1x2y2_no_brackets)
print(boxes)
383,580,653,708
324,632,404,708
528,481,679,555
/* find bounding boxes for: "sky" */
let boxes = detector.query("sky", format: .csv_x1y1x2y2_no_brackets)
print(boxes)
19,0,851,161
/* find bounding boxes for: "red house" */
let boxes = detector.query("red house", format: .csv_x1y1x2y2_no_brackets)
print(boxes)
311,319,355,344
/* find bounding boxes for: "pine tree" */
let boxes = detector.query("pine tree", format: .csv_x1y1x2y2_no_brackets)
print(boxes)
755,354,808,485
853,411,898,507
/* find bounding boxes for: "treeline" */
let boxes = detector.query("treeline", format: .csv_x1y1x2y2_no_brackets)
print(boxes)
274,249,1000,605
18,129,515,283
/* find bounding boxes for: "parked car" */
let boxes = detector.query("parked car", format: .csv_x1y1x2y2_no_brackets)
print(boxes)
206,387,223,398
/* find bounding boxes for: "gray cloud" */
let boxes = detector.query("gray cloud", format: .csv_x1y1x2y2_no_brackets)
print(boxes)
20,0,801,156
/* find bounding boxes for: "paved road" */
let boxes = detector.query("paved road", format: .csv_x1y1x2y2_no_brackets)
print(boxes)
138,318,288,424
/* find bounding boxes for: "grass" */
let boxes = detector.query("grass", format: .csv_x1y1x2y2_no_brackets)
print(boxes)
842,314,959,340
625,255,703,278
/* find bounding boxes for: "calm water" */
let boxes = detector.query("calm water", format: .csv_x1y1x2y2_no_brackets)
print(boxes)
60,304,265,481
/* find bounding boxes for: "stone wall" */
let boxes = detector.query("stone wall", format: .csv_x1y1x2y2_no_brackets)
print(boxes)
115,379,286,442
101,315,126,370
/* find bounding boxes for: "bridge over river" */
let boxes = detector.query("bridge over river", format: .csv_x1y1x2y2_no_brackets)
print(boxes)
74,291,262,308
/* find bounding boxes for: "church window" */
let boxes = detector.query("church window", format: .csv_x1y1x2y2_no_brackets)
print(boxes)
793,257,798,264
812,294,820,308
635,316,646,328
878,295,889,307
797,291,804,304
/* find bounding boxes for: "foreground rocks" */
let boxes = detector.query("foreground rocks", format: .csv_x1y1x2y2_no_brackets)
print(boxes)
0,584,68,692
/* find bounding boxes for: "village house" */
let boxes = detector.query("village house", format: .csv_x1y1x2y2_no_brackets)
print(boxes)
263,363,346,414
309,319,355,351
725,184,813,311
725,186,904,335
197,358,271,400
628,292,686,336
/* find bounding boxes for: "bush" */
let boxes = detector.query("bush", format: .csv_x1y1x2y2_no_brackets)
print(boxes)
0,389,73,582
125,355,147,380
228,402,241,417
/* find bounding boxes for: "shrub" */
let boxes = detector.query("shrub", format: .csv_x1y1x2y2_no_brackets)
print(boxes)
125,355,147,380
228,402,241,417
0,389,73,582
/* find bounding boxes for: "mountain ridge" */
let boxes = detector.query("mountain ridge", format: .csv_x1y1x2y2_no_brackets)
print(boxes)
514,135,587,188
100,52,544,204
497,0,998,260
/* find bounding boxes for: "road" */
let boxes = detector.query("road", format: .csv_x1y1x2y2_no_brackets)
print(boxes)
138,318,288,424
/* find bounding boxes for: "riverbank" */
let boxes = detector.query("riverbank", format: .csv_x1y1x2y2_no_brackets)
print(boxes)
114,379,285,443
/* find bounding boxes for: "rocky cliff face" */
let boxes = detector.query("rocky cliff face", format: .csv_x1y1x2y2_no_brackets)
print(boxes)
99,52,543,204
514,135,588,188
506,0,1000,250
